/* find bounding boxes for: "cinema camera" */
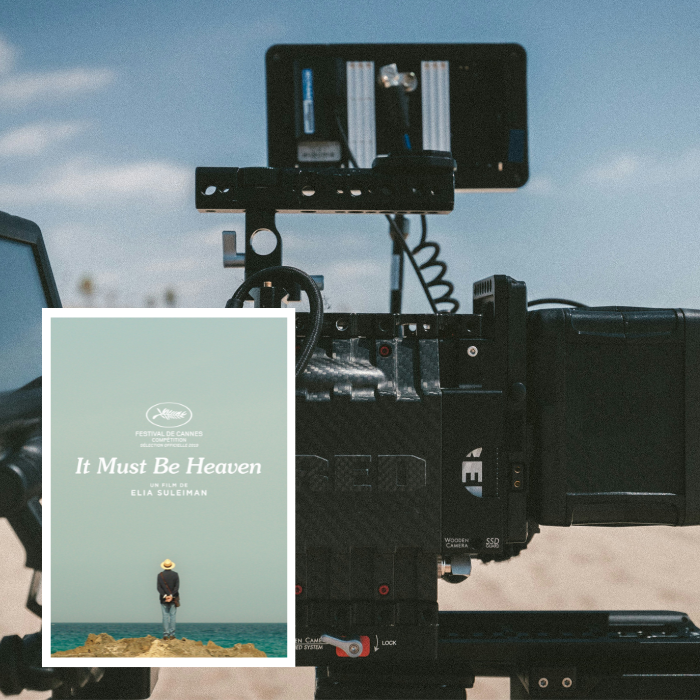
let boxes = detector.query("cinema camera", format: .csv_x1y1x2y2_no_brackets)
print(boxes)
196,44,700,698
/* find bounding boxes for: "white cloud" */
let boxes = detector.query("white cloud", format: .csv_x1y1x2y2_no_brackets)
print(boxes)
324,259,384,283
0,121,88,157
0,67,115,107
525,175,555,194
583,148,700,187
47,159,191,201
142,257,208,275
0,157,191,206
586,154,642,183
669,148,700,179
0,36,16,75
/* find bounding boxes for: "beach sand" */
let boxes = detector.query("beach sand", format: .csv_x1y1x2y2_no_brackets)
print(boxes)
11,521,699,698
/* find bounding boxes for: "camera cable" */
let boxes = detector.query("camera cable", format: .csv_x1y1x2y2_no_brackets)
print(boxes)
412,214,460,312
225,266,323,378
333,114,430,300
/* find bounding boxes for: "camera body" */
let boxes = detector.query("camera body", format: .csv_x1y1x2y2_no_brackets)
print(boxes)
294,275,700,664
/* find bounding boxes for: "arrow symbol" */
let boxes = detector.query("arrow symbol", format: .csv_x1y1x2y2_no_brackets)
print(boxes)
374,634,379,652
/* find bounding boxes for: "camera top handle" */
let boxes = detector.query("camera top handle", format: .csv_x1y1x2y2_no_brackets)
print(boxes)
195,150,455,282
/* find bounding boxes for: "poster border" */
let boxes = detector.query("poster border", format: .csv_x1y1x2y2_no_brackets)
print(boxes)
41,307,296,668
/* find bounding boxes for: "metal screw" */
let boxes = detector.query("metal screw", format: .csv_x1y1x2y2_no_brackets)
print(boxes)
467,345,478,357
562,678,573,688
348,643,360,655
538,678,549,688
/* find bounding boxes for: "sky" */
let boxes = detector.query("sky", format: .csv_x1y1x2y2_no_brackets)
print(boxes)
0,1,698,313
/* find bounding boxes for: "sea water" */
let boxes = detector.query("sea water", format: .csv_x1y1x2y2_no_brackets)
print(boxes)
51,622,287,657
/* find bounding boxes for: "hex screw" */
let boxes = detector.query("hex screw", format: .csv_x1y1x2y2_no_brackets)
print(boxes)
348,643,360,655
562,677,573,688
538,678,549,688
467,345,478,357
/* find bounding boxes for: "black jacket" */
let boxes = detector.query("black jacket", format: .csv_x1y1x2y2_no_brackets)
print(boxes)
157,570,179,604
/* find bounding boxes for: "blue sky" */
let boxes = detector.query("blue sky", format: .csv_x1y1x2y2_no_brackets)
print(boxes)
0,0,698,311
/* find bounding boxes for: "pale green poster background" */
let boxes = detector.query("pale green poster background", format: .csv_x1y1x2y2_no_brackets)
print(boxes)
50,316,287,624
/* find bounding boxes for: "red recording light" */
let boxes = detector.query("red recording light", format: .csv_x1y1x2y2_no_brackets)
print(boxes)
378,344,392,357
378,584,390,596
295,584,302,595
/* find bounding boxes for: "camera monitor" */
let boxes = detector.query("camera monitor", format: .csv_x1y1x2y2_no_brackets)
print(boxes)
0,211,61,392
266,43,528,191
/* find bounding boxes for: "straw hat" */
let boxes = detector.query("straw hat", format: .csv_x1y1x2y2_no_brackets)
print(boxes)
160,559,175,570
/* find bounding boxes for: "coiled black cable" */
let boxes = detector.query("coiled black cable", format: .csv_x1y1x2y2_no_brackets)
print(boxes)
411,214,460,313
225,266,323,378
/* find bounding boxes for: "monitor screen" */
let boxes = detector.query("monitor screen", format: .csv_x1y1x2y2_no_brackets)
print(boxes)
0,237,48,392
0,213,59,393
266,43,528,192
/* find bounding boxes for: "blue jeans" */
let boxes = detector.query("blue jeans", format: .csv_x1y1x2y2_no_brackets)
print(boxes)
161,603,176,636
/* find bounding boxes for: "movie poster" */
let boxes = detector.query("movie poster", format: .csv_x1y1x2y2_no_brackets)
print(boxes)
42,309,295,667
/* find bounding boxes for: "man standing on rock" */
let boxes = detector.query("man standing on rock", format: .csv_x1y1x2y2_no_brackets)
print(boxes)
157,558,179,640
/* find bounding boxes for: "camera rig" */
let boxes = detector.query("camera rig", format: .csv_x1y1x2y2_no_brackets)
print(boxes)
196,154,700,698
1,37,697,700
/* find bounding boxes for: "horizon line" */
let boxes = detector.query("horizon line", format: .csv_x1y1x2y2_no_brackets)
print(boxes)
51,621,286,625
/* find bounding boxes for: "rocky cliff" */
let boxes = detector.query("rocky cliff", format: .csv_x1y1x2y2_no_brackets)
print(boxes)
52,633,268,658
